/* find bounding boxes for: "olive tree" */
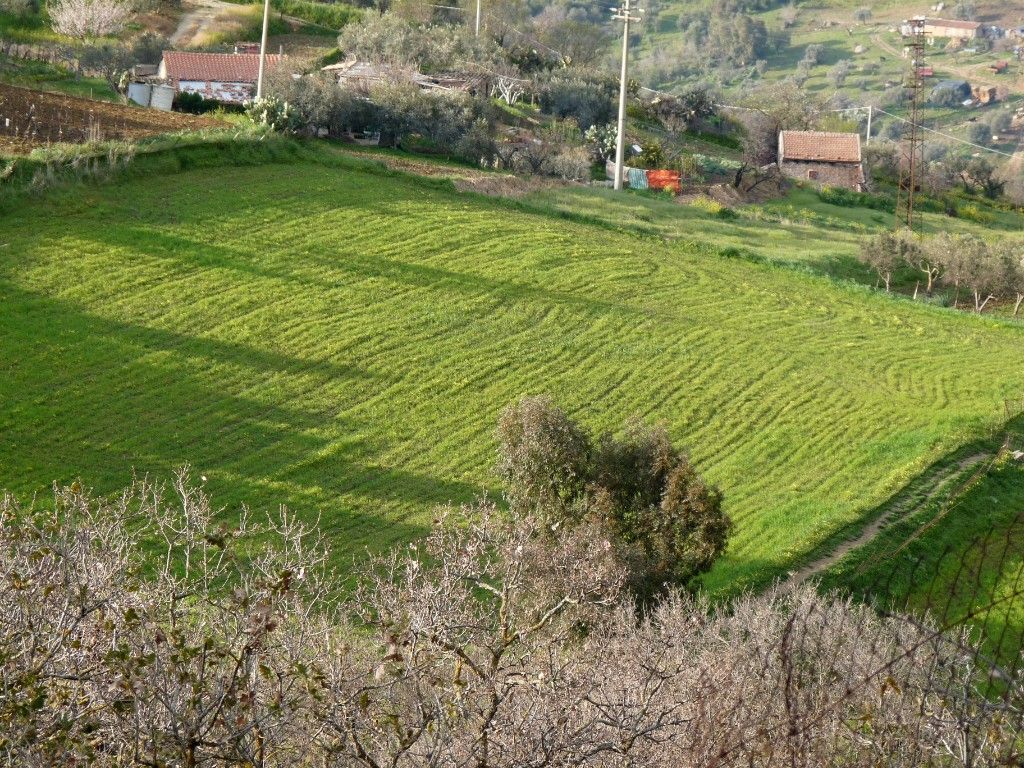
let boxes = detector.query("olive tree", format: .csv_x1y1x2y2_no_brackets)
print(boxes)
859,229,917,292
996,238,1024,317
961,240,1005,312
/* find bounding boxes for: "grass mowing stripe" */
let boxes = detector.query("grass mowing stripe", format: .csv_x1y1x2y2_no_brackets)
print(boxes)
2,159,1024,593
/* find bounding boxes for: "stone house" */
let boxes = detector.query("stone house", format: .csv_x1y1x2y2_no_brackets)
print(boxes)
158,51,283,105
777,131,865,192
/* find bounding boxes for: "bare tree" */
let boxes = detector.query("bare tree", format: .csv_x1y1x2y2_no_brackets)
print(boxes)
49,0,133,40
3,471,1024,767
314,501,628,766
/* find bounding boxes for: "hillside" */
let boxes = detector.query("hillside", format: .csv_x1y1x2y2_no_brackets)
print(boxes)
2,147,1023,593
637,0,1024,159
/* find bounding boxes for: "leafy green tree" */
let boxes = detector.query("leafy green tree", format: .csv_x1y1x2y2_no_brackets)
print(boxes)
951,155,1006,198
496,395,592,521
590,421,729,599
853,7,872,23
859,229,915,292
995,238,1024,317
496,397,731,599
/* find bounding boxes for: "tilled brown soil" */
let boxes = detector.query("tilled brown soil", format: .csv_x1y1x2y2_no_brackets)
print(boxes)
0,83,224,153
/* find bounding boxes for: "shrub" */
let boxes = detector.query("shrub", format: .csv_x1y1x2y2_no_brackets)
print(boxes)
547,146,592,181
819,185,895,213
584,122,617,162
537,75,616,130
455,118,497,166
173,91,221,114
634,140,665,170
679,154,705,185
0,0,35,15
959,202,995,224
246,95,301,132
496,396,731,598
689,195,735,219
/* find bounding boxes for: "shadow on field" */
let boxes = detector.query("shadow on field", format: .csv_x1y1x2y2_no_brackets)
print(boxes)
810,416,1024,667
787,421,1020,584
84,225,642,320
0,282,487,554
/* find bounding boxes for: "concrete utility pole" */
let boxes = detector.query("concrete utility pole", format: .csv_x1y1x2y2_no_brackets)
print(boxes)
612,0,641,191
866,104,873,145
255,0,272,100
475,0,481,36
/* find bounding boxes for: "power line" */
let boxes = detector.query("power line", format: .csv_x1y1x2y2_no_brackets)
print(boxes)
872,107,1018,158
641,86,1016,160
430,2,567,60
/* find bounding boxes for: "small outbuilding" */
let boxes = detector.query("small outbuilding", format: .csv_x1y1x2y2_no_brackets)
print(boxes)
778,131,865,192
924,18,981,39
158,51,283,105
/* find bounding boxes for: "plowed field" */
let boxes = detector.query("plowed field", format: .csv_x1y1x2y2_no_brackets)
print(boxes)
0,83,222,153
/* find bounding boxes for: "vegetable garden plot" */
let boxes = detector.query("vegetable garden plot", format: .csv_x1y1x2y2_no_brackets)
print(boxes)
0,83,222,152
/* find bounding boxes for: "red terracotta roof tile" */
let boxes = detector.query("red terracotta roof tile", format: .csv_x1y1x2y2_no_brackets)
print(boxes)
780,131,862,163
161,51,282,83
926,18,981,31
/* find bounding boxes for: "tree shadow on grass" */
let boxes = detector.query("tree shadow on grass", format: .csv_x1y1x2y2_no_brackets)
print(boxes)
0,282,488,559
81,225,645,321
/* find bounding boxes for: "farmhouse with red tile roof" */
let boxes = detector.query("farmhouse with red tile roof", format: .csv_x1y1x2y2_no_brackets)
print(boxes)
778,131,865,192
158,51,283,105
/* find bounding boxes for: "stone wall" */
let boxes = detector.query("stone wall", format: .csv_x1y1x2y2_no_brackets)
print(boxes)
779,160,864,191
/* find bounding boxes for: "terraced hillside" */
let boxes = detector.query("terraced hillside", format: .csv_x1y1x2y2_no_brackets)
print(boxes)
2,152,1024,593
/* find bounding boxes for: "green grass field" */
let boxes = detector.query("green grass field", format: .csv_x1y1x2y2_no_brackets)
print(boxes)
523,184,1024,288
3,149,1024,594
820,418,1024,667
0,54,119,101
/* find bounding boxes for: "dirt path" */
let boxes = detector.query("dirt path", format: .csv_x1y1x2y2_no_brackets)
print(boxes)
872,33,901,60
170,0,234,47
785,450,994,589
872,33,1002,89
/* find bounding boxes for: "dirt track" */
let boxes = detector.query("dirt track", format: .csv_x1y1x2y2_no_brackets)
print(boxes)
170,0,236,47
785,449,998,589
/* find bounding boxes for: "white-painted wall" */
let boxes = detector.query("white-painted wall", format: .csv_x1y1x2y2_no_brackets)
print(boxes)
177,80,254,104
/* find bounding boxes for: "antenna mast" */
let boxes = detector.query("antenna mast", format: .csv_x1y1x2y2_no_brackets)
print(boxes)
896,18,926,231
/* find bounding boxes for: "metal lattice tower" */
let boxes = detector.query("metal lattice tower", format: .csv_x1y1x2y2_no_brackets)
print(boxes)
895,18,927,231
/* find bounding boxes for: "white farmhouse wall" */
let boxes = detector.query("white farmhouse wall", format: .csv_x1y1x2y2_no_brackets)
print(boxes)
177,80,254,104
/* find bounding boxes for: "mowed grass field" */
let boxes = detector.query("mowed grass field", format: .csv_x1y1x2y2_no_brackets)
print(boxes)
3,154,1024,593
821,425,1024,667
